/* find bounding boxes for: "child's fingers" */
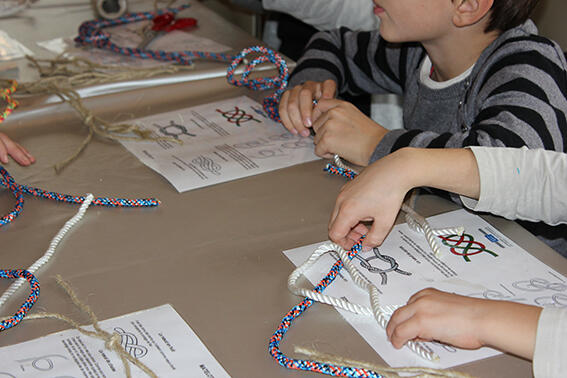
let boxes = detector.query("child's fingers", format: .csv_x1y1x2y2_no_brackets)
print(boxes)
0,141,8,164
287,86,311,136
299,88,316,131
386,305,419,348
321,79,337,99
278,91,297,135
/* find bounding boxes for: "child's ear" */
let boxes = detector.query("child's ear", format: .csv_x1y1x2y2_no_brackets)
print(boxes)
453,0,493,28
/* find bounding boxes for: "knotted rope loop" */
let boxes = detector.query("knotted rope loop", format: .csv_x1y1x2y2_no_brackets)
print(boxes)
74,4,236,66
227,46,289,122
0,270,40,331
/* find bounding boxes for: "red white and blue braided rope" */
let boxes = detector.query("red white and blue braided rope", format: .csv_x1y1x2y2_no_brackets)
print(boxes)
227,46,289,123
74,4,236,65
0,270,40,332
0,165,160,227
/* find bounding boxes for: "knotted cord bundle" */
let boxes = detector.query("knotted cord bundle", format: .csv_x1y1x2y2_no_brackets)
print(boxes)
227,46,289,123
74,4,236,66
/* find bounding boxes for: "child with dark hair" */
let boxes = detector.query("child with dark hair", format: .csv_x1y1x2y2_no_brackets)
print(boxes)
279,0,567,253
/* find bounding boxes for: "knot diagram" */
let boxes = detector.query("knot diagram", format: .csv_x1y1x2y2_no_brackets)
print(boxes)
216,106,261,126
438,233,498,262
354,247,412,285
114,327,148,358
153,120,196,140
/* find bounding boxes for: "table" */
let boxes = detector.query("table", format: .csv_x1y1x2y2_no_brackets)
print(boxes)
0,0,287,125
1,75,567,377
1,3,567,377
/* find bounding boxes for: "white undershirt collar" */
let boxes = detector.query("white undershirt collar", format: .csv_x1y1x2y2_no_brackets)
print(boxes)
419,55,475,89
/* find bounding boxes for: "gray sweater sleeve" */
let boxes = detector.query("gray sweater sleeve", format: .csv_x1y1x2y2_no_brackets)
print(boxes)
460,146,567,225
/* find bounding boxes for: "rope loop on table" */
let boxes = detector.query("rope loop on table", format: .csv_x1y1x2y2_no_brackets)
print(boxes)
74,4,236,66
0,164,159,227
0,270,40,332
227,46,289,123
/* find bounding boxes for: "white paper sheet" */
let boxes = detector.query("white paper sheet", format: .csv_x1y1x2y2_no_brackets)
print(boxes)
0,30,33,61
120,96,320,192
0,304,230,377
283,209,567,369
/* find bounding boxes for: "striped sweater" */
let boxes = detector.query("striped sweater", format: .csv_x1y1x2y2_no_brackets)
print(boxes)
289,20,567,160
289,20,567,254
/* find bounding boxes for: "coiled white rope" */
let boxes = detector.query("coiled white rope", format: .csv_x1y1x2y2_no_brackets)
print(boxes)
287,156,467,362
0,193,95,310
288,242,439,362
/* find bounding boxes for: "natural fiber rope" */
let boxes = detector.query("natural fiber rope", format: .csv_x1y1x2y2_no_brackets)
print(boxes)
294,347,475,378
0,275,157,378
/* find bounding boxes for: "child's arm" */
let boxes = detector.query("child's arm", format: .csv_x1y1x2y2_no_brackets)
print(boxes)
386,288,542,360
0,132,35,166
328,147,479,248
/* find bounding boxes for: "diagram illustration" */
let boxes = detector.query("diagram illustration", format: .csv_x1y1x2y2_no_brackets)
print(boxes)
113,327,148,358
192,156,222,175
216,106,261,126
250,105,268,118
438,233,498,262
153,120,196,140
353,247,412,285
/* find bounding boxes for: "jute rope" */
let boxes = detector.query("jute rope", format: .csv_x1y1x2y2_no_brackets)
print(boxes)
0,55,190,171
0,275,158,378
294,346,475,378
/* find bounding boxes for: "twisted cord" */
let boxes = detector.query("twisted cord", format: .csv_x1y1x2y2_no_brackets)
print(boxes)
74,4,236,66
0,270,40,331
288,242,438,362
0,194,94,310
227,46,289,123
0,80,18,124
0,165,160,227
0,275,158,377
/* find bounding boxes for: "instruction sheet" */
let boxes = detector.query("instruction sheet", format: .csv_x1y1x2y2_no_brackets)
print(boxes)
0,304,230,377
120,96,319,192
283,209,567,369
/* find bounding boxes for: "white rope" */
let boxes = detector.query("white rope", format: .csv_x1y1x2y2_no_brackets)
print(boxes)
288,242,439,362
286,155,468,362
0,194,95,310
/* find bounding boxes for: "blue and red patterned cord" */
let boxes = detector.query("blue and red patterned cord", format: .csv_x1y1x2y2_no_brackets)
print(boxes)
226,45,289,123
0,165,159,227
0,270,40,331
74,4,236,65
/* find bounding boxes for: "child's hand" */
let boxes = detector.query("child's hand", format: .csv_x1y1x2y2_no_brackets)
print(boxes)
386,288,487,350
386,288,541,360
279,79,337,137
312,98,387,166
0,133,35,166
328,149,413,249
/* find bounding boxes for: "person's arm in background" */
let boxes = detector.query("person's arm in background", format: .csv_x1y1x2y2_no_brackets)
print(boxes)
262,0,379,32
0,132,35,166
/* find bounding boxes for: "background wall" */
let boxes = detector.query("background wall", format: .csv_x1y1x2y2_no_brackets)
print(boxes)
533,0,567,50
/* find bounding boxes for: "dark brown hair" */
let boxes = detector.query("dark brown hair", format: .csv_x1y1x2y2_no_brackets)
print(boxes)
486,0,541,32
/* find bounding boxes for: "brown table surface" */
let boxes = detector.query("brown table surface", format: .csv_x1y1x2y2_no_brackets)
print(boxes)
1,74,566,377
